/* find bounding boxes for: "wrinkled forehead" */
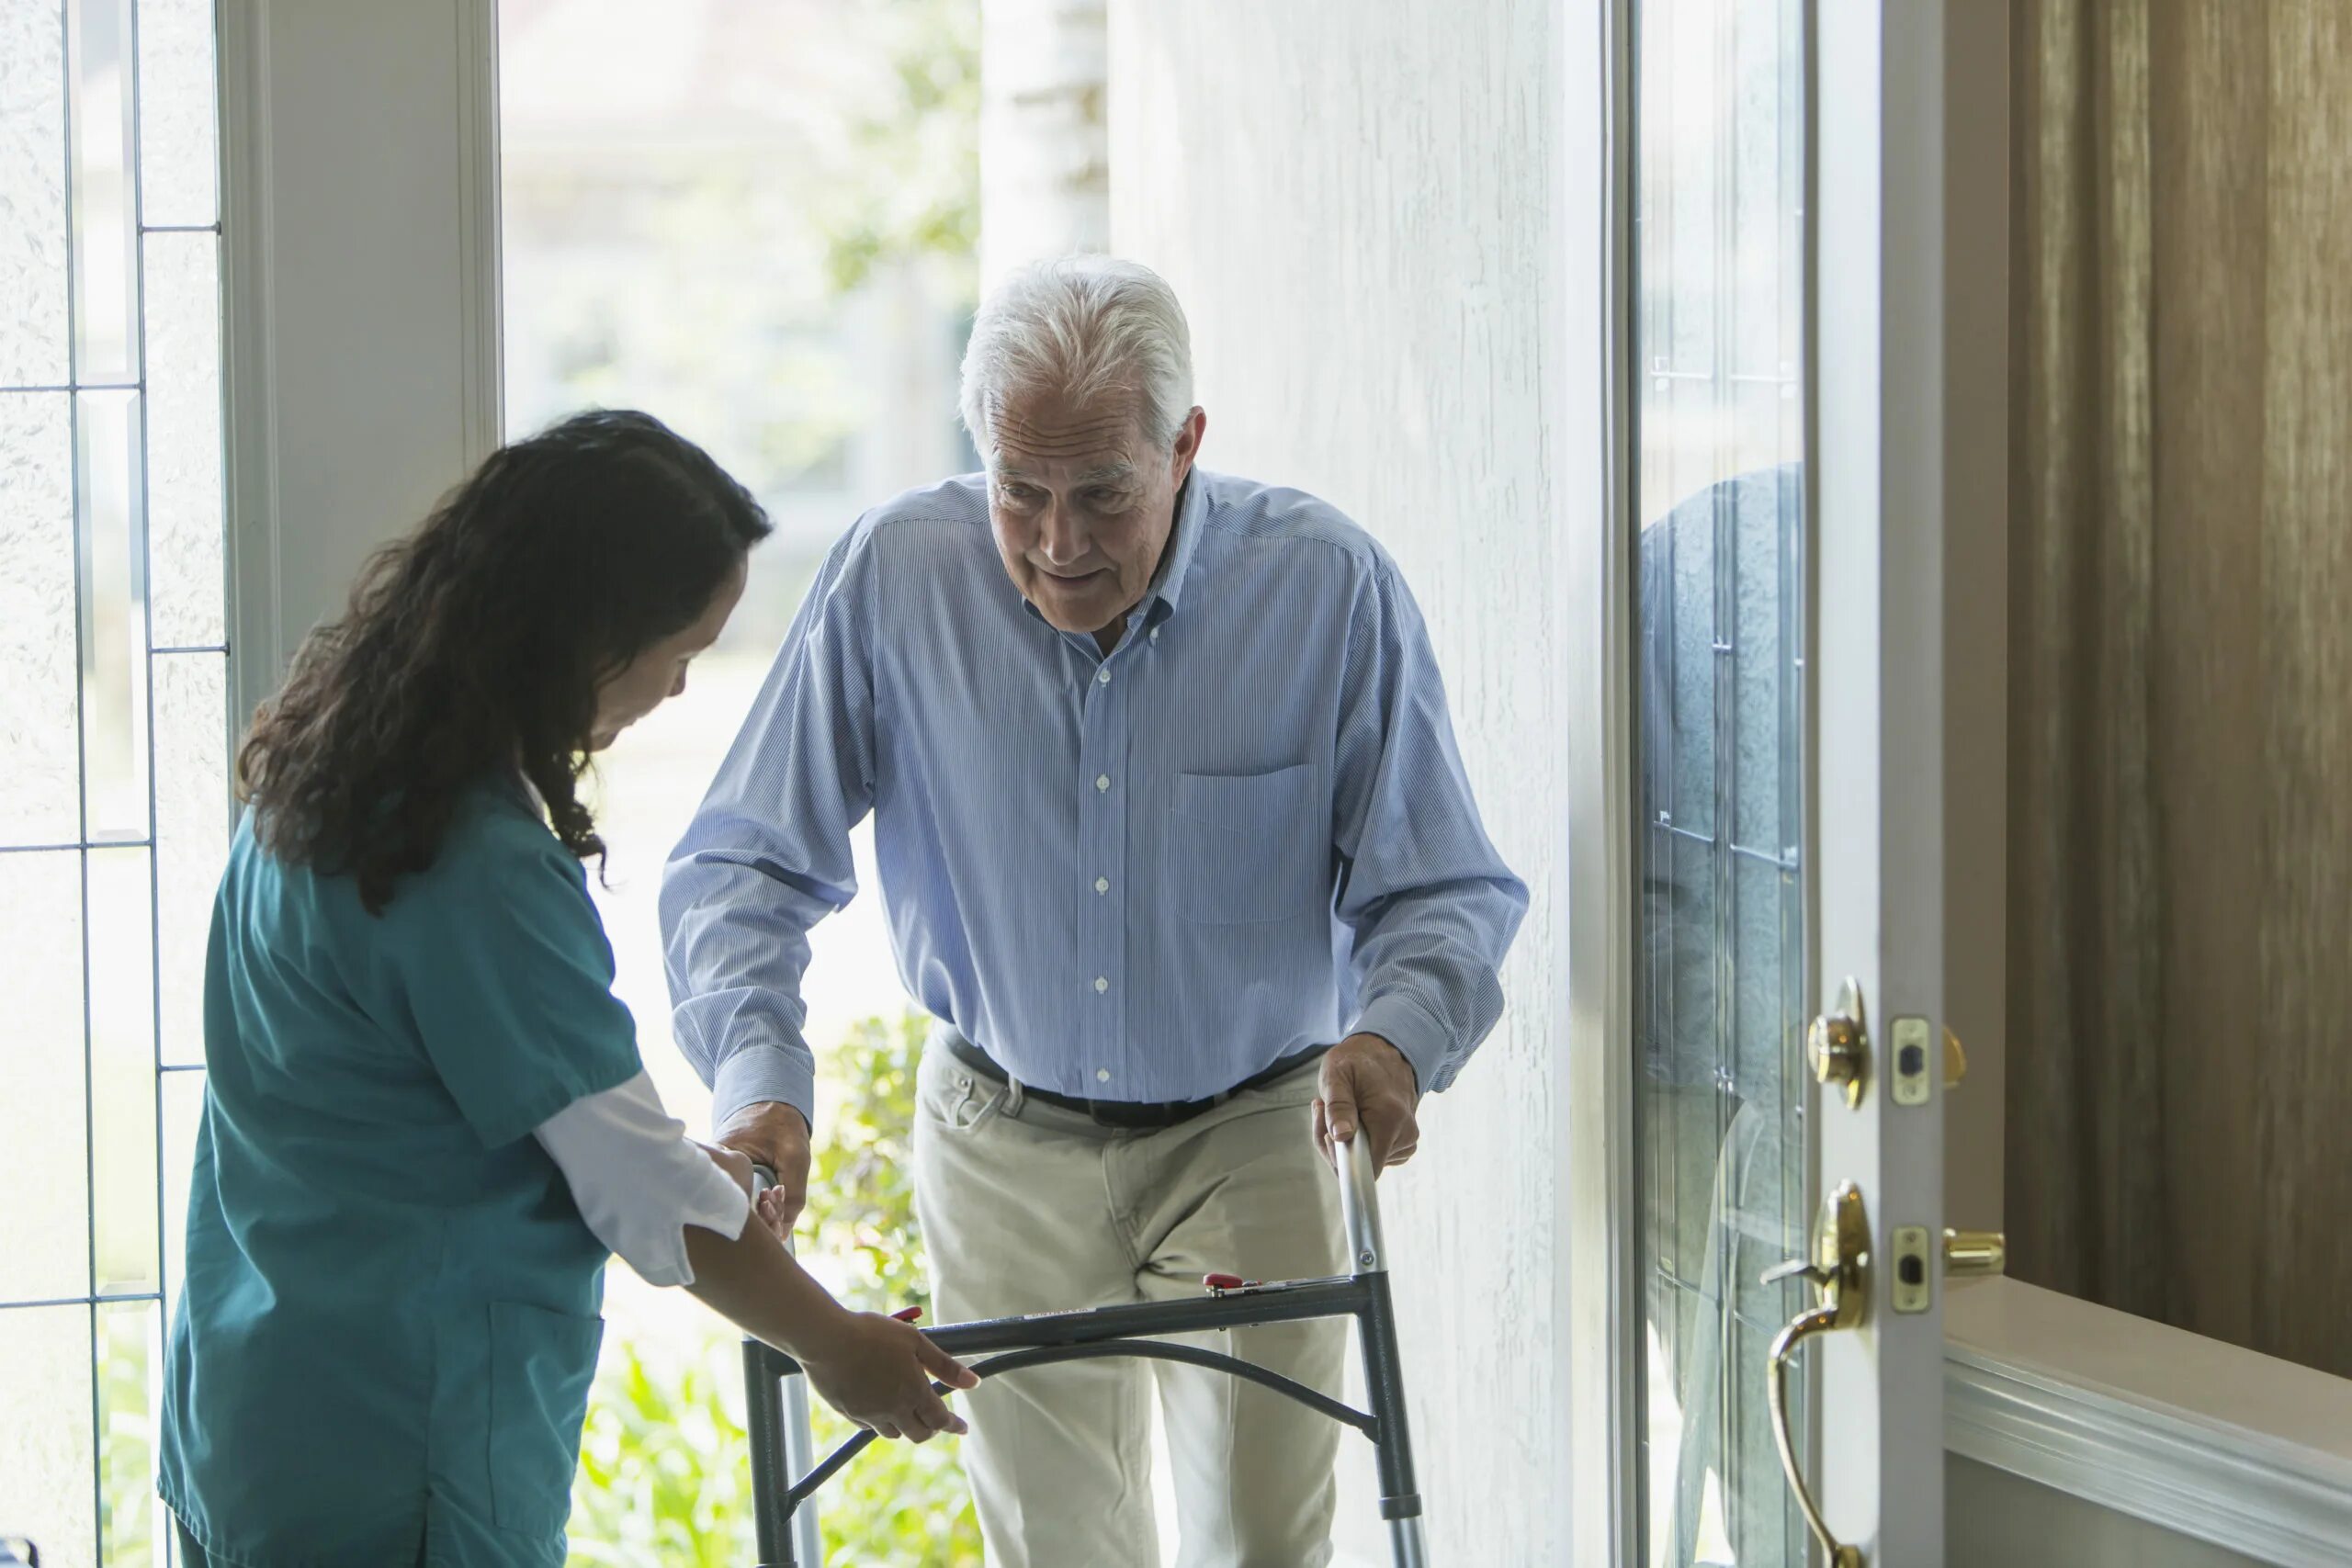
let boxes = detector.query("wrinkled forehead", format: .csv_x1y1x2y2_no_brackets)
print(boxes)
988,389,1148,485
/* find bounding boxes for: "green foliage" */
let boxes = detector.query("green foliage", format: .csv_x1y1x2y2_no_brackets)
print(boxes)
568,1011,982,1565
803,1011,935,1314
814,0,982,299
801,1010,983,1566
569,1333,752,1568
98,1313,155,1568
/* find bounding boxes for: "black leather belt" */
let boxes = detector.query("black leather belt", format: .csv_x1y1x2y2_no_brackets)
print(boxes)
942,1034,1329,1130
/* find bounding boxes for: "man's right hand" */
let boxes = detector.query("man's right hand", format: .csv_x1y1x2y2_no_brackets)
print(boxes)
799,1310,978,1443
715,1100,812,1242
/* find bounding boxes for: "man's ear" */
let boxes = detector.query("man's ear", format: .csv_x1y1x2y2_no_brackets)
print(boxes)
1171,406,1208,478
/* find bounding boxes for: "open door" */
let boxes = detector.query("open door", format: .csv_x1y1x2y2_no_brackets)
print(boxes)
1774,3,2007,1563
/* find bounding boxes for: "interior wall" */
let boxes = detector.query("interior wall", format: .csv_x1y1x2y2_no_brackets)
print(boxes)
1106,1,1568,1559
2006,0,2352,1378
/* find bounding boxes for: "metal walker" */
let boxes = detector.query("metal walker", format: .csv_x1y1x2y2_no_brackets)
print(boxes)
742,1134,1430,1566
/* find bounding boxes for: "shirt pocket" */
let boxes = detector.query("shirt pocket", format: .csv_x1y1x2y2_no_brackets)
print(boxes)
1167,764,1328,925
488,1300,605,1540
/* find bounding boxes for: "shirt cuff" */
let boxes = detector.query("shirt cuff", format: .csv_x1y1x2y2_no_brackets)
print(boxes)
712,1043,818,1133
670,1153,757,1283
530,1071,753,1288
1351,993,1453,1095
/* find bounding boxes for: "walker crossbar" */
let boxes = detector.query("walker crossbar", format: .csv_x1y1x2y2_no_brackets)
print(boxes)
741,1135,1429,1567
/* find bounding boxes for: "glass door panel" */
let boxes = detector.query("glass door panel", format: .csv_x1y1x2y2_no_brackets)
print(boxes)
1629,0,1809,1562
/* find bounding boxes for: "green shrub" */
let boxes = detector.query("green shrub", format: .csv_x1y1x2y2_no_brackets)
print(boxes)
567,1011,982,1565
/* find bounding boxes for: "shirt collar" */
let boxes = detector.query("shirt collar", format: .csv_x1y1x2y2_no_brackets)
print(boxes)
1144,469,1209,624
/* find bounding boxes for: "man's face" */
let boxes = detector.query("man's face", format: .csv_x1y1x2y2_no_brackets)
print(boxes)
985,389,1204,638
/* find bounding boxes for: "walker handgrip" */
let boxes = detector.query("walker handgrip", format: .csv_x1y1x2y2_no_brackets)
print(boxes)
1333,1134,1385,1275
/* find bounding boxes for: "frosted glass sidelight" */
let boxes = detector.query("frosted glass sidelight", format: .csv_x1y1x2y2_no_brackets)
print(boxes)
0,1306,99,1568
160,1066,205,1321
0,853,90,1305
97,1300,164,1566
153,652,229,1066
89,845,160,1295
142,231,225,647
68,0,140,384
0,392,82,847
0,0,71,385
0,850,93,1296
77,388,152,842
135,0,220,228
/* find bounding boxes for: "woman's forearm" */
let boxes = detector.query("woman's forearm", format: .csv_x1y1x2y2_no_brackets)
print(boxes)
684,1213,852,1362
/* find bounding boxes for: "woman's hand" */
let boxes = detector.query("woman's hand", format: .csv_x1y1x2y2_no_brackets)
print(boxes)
712,1101,811,1241
695,1140,793,1237
799,1310,979,1443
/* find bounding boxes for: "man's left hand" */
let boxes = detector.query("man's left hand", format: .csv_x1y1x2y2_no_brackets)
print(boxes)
1314,1033,1421,1173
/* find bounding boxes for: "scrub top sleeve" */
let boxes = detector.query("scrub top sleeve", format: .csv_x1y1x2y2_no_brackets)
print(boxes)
398,826,645,1150
533,1070,752,1287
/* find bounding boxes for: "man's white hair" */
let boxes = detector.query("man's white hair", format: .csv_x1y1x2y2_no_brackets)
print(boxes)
958,255,1194,459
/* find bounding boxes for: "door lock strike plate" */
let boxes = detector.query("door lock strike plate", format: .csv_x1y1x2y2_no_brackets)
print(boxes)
1891,1016,1933,1107
1892,1225,1931,1314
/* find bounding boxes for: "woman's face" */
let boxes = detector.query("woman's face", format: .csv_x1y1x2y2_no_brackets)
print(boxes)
590,555,749,750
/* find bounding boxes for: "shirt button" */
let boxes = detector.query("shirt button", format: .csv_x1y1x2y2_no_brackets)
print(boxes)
1095,774,1111,793
1093,976,1109,994
1096,1067,1112,1084
1094,876,1110,895
1096,667,1112,685
1149,627,1160,643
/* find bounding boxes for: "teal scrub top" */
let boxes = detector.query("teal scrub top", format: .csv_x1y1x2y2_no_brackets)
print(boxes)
160,784,643,1568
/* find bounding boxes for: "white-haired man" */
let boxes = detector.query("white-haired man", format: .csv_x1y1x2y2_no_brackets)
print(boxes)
662,256,1524,1566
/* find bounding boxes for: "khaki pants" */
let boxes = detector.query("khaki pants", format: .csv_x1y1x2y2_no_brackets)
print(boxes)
911,1040,1346,1568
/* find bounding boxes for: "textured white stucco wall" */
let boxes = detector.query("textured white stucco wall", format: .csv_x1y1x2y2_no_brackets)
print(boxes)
1108,4,1567,1560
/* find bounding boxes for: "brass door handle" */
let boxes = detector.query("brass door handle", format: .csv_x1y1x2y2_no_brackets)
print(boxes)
1764,1182,1871,1568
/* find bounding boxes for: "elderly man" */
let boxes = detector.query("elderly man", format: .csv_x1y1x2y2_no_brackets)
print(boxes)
661,256,1524,1567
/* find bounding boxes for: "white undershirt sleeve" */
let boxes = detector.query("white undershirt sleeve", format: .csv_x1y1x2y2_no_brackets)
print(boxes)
532,1069,753,1287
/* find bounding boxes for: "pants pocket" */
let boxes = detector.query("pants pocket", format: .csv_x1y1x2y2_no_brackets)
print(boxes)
488,1300,605,1539
919,1039,1012,1132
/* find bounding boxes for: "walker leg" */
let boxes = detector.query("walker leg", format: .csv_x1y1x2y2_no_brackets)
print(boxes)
1355,1271,1427,1568
744,1340,797,1567
780,1367,826,1565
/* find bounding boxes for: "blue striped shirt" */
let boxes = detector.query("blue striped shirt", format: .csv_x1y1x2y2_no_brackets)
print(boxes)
660,469,1526,1123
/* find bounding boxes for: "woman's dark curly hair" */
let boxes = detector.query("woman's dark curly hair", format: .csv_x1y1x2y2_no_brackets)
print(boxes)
239,410,771,912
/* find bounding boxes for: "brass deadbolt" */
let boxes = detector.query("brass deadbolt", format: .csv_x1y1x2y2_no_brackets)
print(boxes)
1808,977,1870,1111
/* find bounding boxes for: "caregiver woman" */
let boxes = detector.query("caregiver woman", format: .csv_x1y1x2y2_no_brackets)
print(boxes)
158,410,976,1568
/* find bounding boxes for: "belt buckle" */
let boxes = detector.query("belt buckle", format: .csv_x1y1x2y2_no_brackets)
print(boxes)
1090,1097,1177,1131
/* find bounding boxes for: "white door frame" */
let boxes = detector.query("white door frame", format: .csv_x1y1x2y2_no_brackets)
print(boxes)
1808,0,1957,1558
1555,0,1638,1562
219,0,503,718
1555,1,2012,1562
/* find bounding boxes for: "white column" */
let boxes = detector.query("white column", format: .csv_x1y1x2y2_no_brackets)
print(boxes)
219,0,502,723
978,0,1108,289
